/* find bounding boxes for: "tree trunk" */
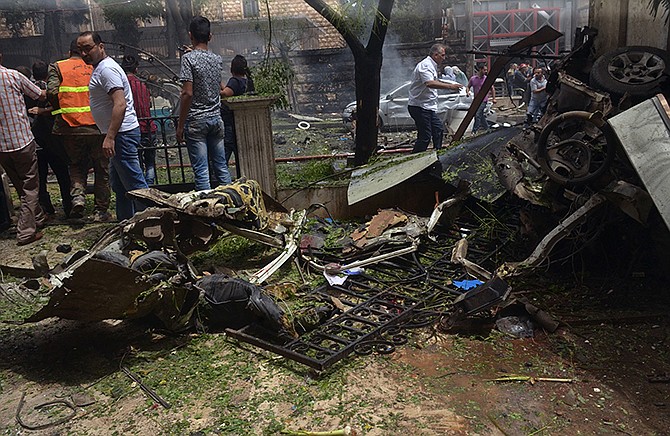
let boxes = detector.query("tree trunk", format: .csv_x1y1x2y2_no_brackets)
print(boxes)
41,8,62,63
165,0,191,49
303,0,393,166
353,50,383,165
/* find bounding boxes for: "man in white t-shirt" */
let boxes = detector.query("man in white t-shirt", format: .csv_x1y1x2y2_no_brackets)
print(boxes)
527,67,548,124
408,43,462,153
77,31,148,221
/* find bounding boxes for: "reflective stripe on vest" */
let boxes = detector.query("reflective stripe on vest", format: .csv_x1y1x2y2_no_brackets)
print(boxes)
54,59,96,127
52,106,92,115
58,85,90,93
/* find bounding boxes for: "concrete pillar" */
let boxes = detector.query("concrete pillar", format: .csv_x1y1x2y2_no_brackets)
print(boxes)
223,96,277,198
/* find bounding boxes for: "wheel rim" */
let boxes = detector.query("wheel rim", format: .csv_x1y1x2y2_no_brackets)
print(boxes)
536,111,616,185
607,50,666,85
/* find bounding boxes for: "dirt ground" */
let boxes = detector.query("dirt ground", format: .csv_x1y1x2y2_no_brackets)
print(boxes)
2,109,670,435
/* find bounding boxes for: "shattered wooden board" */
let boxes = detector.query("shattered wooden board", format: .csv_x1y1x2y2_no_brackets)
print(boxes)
348,151,438,205
608,95,670,230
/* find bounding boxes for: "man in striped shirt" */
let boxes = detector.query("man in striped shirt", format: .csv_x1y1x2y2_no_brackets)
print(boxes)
0,52,48,245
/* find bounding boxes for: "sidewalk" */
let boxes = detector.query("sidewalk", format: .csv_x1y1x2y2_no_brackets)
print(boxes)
492,96,527,126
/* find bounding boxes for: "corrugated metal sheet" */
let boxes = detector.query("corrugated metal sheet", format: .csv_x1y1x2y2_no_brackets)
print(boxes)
347,151,438,205
608,95,670,230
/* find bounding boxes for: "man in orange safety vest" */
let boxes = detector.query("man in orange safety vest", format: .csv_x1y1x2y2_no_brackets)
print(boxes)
47,39,111,221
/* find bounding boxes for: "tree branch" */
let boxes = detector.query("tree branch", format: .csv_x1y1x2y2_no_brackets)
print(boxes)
303,0,365,57
366,0,394,53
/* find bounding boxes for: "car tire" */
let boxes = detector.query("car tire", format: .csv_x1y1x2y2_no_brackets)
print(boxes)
590,46,669,99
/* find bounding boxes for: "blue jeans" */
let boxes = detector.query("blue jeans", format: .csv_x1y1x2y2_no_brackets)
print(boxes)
473,102,488,133
527,97,546,122
110,128,149,221
139,132,156,185
185,115,231,191
408,105,443,153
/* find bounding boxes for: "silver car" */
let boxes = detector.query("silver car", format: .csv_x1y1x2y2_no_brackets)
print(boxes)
342,80,496,132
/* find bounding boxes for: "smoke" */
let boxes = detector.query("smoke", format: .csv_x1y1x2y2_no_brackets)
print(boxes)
381,32,427,92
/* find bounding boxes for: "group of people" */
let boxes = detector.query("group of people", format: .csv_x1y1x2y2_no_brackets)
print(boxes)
176,16,254,191
407,42,551,153
407,43,498,152
441,65,468,86
0,15,253,246
0,33,150,245
506,62,548,123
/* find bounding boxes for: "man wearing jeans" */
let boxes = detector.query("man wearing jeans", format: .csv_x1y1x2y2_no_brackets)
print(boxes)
77,31,148,221
408,43,463,153
177,16,231,191
122,54,157,185
526,68,548,124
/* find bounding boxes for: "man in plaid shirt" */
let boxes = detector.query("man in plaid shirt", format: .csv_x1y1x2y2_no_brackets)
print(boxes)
0,52,48,245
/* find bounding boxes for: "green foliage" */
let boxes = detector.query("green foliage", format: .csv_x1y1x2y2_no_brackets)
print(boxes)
389,0,452,43
97,0,163,46
0,282,49,323
276,159,335,189
251,58,294,110
190,234,273,270
336,0,381,39
0,0,88,37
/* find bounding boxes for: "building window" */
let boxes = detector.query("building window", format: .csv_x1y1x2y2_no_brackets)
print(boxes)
242,0,260,18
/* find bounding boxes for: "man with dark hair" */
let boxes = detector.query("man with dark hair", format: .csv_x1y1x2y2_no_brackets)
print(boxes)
77,31,148,221
28,60,72,218
527,67,548,124
0,51,48,245
467,64,496,134
408,43,463,153
47,38,110,221
121,54,157,185
177,16,231,190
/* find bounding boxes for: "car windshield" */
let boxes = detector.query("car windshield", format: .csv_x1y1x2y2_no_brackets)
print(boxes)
381,82,409,97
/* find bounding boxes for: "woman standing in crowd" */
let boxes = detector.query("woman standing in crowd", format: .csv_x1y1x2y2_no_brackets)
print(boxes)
221,55,254,176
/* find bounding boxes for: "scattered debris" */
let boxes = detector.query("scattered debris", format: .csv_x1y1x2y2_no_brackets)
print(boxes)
495,315,534,338
491,375,573,384
1,26,668,376
16,392,77,430
280,425,356,436
121,366,171,409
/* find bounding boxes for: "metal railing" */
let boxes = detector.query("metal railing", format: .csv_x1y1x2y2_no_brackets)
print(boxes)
137,115,194,192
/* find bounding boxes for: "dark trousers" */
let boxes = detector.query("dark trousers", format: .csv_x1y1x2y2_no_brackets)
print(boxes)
36,133,72,216
223,120,240,179
408,105,444,153
0,175,10,232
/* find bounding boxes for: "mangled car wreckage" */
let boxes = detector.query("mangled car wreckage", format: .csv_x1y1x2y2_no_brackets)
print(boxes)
6,26,670,371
